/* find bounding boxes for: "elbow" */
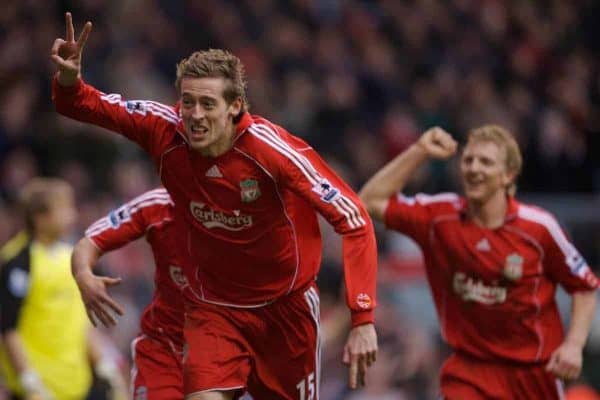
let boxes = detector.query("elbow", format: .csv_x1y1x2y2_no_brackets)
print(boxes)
71,238,86,263
71,237,100,276
358,188,371,209
358,191,376,216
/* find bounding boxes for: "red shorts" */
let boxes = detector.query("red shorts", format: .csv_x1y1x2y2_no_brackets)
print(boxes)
183,285,321,400
131,334,184,399
440,352,565,400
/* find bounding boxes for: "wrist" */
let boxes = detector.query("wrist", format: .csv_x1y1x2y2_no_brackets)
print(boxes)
73,267,94,282
564,336,586,349
411,141,429,158
56,70,79,87
350,310,374,327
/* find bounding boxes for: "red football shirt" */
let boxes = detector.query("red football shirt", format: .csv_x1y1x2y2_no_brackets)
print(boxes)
86,188,185,353
385,192,598,363
53,78,377,326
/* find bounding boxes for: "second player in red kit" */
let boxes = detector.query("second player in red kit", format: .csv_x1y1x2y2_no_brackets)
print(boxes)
360,125,598,399
72,188,187,398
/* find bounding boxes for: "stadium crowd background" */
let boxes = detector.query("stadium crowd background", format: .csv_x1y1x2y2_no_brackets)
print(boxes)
1,0,600,398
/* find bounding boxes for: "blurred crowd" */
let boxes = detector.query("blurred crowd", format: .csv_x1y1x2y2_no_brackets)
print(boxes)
1,0,600,398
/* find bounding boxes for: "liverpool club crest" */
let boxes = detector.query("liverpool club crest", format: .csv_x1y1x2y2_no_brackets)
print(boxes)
503,253,524,281
240,179,261,203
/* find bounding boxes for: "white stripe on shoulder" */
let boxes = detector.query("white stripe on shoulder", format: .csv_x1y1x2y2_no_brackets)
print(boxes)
249,123,366,228
85,190,172,237
125,188,171,207
249,125,319,185
398,192,459,206
98,94,178,124
517,205,575,257
129,198,173,214
518,204,592,280
147,101,178,119
85,220,110,237
146,104,178,124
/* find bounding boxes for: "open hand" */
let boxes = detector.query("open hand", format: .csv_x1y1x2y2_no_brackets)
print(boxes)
74,270,124,327
50,12,92,86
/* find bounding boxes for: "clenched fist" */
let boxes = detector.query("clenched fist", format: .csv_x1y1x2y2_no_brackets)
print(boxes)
417,127,458,160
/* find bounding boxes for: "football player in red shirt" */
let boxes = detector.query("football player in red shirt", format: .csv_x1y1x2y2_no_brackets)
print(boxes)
359,125,599,399
72,188,186,399
52,13,378,400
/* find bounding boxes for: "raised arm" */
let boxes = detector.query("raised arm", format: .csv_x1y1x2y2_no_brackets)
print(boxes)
358,127,458,221
50,13,178,156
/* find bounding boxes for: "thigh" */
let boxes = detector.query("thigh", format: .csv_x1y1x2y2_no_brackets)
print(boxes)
183,305,250,397
248,286,321,400
131,334,184,400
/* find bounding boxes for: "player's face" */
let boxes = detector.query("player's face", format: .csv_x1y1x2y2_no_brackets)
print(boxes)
460,140,513,204
180,77,242,155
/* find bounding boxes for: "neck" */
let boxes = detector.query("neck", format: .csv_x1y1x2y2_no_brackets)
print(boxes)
200,125,236,157
468,191,508,229
34,231,59,246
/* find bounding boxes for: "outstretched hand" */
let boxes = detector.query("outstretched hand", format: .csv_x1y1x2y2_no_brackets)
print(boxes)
417,126,458,160
51,12,92,86
74,270,124,327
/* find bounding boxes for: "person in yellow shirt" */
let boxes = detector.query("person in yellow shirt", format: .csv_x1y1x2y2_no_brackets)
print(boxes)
0,178,126,400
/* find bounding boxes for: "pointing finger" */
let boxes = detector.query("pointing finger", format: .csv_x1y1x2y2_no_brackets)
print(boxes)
358,356,366,387
348,355,358,389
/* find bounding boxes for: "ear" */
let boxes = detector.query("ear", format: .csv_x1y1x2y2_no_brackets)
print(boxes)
228,97,243,118
503,169,517,187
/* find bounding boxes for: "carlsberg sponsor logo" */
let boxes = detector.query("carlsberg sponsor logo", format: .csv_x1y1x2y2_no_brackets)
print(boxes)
190,201,253,231
452,272,507,305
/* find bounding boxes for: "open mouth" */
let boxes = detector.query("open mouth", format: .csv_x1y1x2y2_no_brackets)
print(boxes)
189,125,209,140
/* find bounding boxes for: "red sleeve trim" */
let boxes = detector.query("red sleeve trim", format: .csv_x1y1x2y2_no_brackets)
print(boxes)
350,310,374,327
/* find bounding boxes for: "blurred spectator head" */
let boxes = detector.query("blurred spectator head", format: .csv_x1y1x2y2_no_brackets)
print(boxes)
19,177,77,240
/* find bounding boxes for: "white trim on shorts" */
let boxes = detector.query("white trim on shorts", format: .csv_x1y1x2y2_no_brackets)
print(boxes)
304,286,321,400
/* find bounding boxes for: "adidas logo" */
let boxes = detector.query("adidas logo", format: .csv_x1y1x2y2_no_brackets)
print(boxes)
476,238,491,252
205,165,222,178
